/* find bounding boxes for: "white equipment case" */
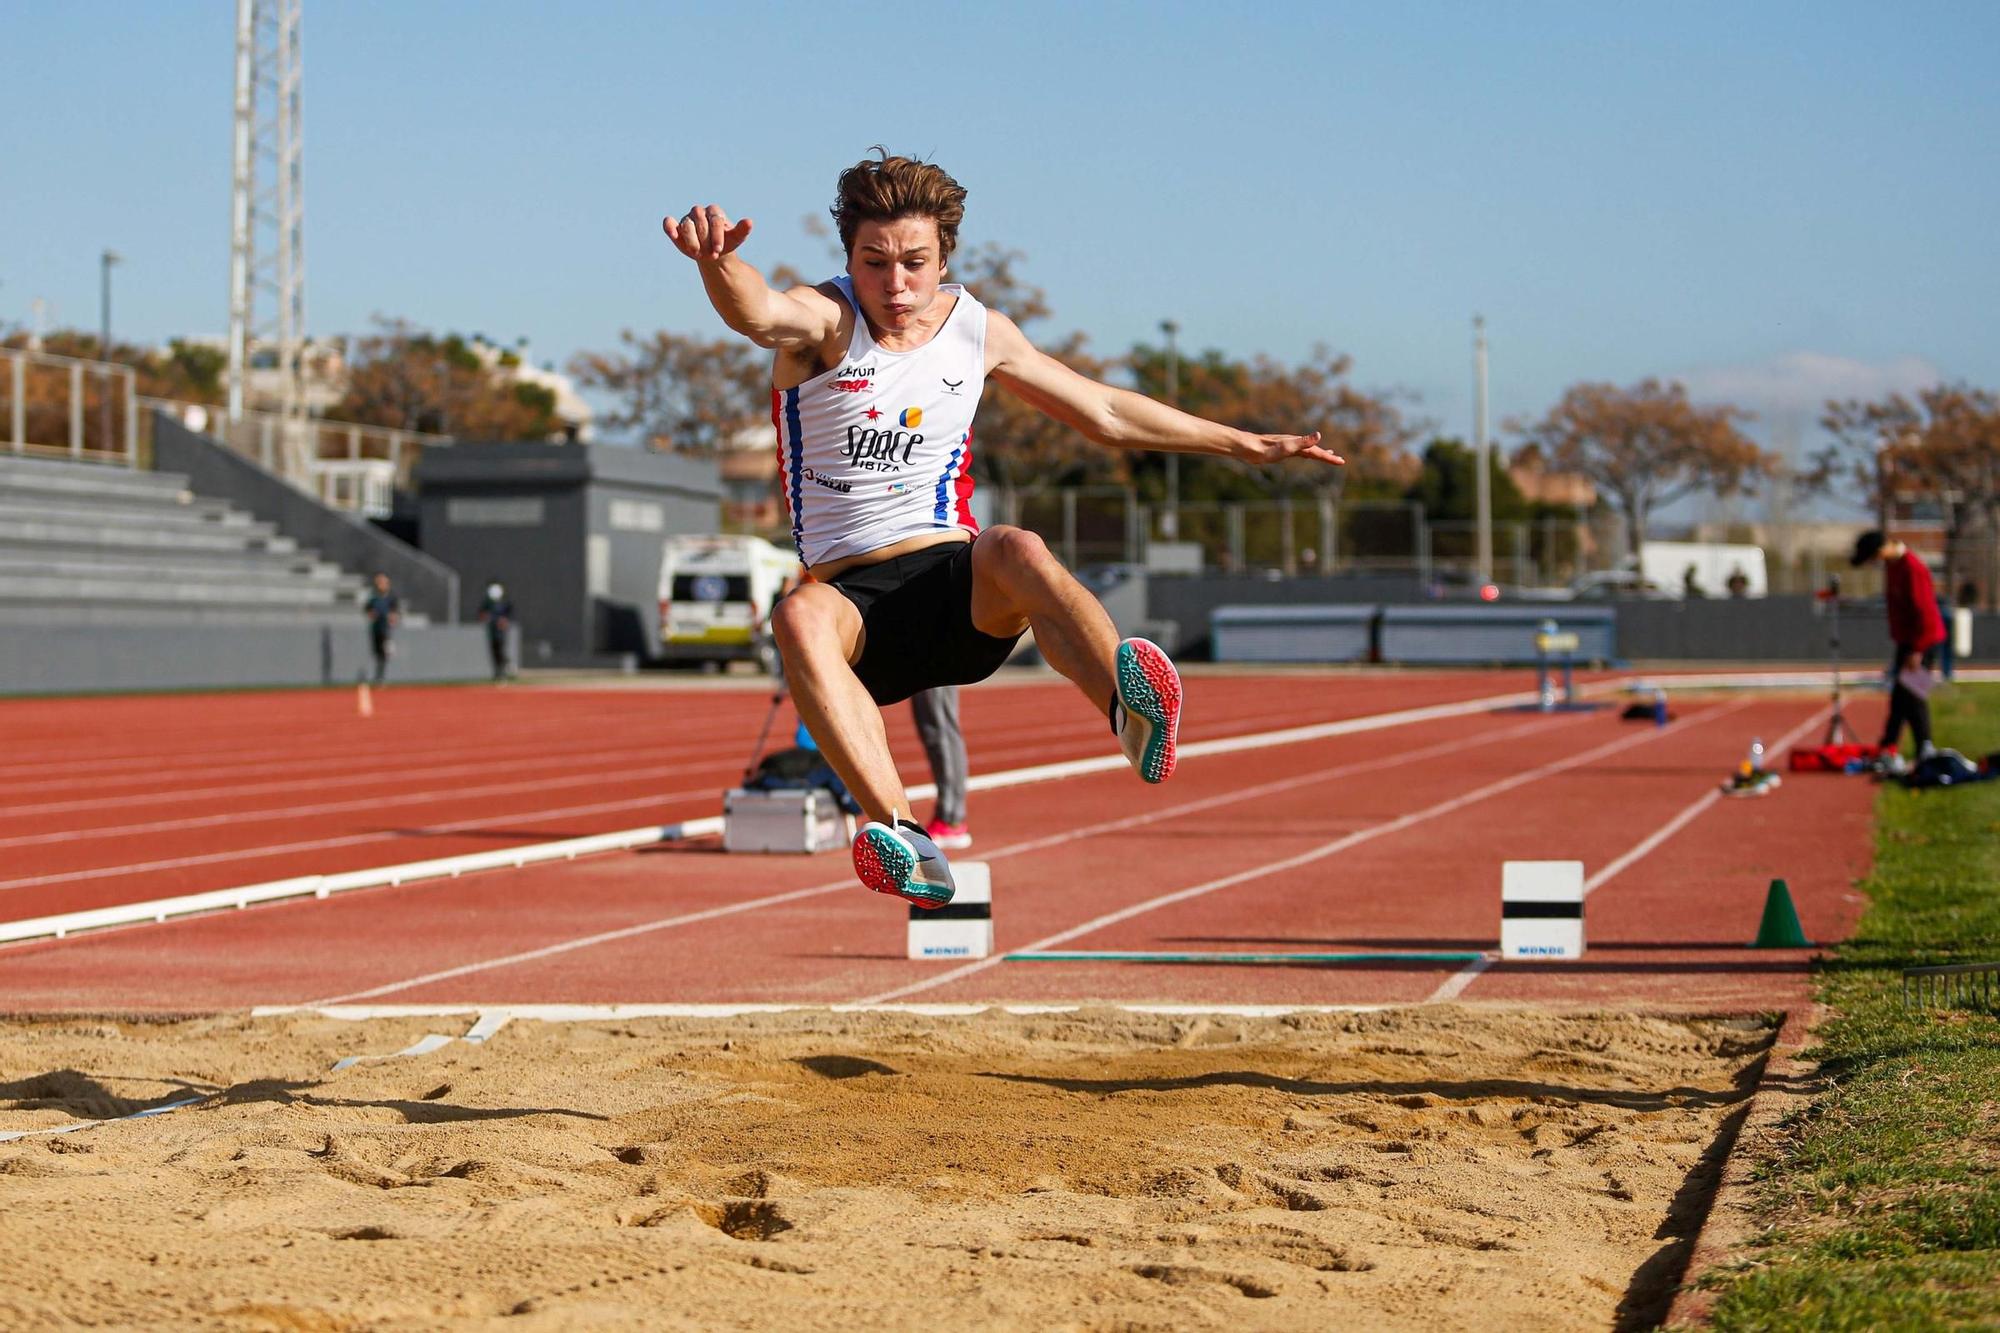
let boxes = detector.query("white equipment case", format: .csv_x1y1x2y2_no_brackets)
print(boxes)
723,787,851,854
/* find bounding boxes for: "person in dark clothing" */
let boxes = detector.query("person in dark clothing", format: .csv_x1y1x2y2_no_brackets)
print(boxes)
478,581,516,681
1850,530,1947,772
363,573,400,685
910,685,970,848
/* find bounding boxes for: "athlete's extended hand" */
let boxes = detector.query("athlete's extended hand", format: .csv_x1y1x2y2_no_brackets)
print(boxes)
663,204,753,263
1236,431,1346,467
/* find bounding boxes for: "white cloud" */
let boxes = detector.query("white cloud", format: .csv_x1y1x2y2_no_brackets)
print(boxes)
1679,351,1942,418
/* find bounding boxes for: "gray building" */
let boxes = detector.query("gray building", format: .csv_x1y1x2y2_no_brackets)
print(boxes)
415,443,721,666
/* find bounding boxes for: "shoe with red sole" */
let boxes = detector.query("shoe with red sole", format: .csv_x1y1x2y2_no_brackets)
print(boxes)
923,818,971,849
852,819,955,908
1115,637,1181,783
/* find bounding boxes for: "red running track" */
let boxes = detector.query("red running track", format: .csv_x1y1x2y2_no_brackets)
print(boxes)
0,672,1533,920
0,672,1883,1015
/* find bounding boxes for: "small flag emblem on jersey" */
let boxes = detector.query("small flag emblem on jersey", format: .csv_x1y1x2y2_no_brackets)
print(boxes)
899,407,923,428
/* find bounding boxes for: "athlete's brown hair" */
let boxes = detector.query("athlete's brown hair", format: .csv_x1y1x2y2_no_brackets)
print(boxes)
831,149,967,264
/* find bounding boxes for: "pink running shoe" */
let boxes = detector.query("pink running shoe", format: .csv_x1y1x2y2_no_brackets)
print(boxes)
923,818,972,850
852,819,956,909
1115,637,1181,783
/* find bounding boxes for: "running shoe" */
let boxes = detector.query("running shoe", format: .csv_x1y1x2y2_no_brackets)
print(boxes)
923,818,972,850
1114,636,1181,783
853,819,956,909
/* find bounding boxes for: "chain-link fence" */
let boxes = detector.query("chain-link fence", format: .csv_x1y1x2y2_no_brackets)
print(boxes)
991,486,1594,586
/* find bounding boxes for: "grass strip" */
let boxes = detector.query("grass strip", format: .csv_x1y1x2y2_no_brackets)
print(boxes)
1693,682,2000,1330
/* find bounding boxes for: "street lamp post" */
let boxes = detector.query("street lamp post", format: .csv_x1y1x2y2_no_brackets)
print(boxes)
99,249,122,457
1160,319,1180,541
1473,314,1492,585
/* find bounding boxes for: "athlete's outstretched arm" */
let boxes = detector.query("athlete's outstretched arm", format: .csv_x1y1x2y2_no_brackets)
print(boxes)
662,204,841,351
986,311,1344,468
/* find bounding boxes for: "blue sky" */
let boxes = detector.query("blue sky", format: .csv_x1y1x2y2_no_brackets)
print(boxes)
5,1,1996,470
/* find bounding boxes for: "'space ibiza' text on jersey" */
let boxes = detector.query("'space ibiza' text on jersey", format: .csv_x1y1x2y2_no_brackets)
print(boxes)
772,276,986,566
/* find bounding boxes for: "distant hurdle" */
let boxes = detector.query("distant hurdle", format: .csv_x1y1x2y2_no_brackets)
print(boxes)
1520,618,1604,713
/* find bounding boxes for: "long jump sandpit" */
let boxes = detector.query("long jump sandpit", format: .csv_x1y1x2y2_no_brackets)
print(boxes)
0,1006,1772,1330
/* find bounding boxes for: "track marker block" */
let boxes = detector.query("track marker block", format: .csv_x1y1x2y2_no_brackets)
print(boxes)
357,682,373,718
908,861,990,960
1500,860,1584,960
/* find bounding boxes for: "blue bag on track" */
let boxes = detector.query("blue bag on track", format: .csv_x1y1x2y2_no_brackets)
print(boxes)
1900,749,1999,790
744,746,862,815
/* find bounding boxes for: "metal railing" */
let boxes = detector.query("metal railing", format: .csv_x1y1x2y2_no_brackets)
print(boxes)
1903,960,2000,1012
141,396,449,517
1,345,140,466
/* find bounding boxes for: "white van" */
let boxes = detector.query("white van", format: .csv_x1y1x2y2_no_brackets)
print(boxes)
1638,541,1768,599
657,535,800,670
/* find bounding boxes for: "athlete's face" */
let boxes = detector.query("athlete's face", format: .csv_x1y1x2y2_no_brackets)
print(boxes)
846,217,945,335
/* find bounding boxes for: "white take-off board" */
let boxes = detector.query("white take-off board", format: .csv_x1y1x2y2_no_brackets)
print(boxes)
1500,860,1585,960
907,861,992,960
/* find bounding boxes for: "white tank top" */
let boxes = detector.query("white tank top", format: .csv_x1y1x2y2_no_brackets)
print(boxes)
772,275,986,566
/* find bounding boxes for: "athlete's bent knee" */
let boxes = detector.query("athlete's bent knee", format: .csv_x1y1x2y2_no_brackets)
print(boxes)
771,586,855,660
979,525,1057,580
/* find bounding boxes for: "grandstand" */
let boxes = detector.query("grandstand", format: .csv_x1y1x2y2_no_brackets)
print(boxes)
0,398,497,693
0,452,365,627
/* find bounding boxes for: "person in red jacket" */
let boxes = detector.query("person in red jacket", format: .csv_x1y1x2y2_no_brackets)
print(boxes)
1850,530,1947,772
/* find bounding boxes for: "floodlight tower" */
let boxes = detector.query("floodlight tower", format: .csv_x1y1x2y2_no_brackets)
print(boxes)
226,0,307,478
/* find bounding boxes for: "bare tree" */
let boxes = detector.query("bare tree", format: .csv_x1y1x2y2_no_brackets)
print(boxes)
1514,379,1769,560
570,330,766,453
336,317,567,440
1819,385,2000,607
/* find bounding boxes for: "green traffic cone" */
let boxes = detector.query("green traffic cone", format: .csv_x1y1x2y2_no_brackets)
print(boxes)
1751,878,1812,948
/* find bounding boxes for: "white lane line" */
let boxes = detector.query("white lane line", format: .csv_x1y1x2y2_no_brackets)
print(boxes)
0,736,733,819
0,823,725,947
0,792,705,894
1,685,1535,896
0,701,667,783
278,709,1580,1008
0,760,736,850
9,711,1573,953
851,697,1757,1006
1422,702,1834,1004
960,687,1540,795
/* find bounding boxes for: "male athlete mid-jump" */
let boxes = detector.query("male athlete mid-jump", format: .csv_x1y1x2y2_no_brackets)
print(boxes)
664,151,1342,907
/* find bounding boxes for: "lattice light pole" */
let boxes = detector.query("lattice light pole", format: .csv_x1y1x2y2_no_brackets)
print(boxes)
226,0,307,478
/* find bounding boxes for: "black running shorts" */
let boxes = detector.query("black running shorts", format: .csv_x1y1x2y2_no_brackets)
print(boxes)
828,537,1024,706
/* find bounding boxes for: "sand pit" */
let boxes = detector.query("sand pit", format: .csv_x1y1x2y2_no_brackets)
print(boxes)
0,1007,1771,1330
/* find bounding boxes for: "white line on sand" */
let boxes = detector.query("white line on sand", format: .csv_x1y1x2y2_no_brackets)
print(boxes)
1422,702,1834,1004
850,697,1757,1006
254,1002,1385,1021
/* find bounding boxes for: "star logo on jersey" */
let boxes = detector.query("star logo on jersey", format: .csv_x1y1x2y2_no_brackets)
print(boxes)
863,406,883,421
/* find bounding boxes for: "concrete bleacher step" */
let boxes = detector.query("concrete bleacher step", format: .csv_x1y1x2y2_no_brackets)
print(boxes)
0,495,261,533
0,553,349,589
0,575,355,607
0,517,299,556
0,541,340,575
0,454,399,633
0,603,363,629
0,455,197,505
